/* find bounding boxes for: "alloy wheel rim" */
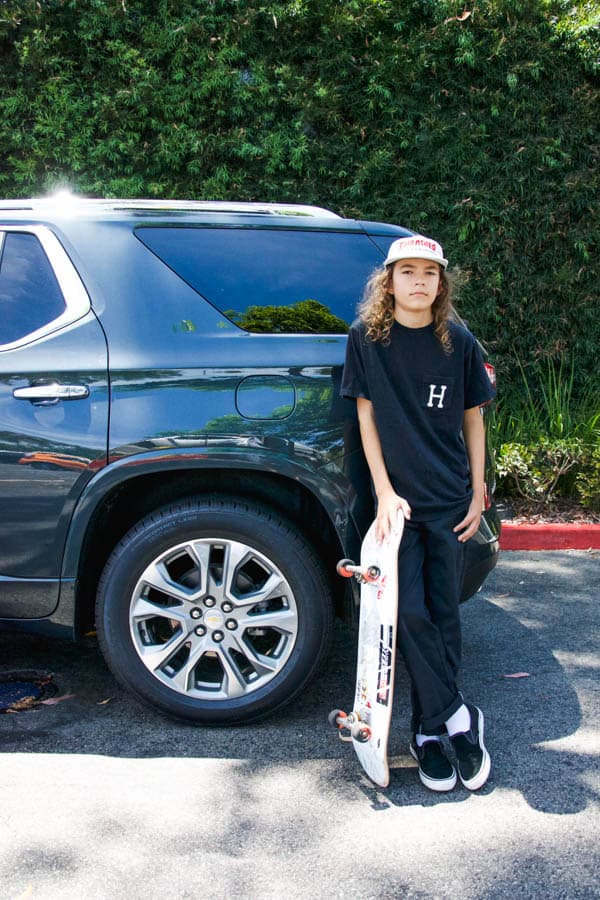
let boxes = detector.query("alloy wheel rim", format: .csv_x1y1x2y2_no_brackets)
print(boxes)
129,538,299,701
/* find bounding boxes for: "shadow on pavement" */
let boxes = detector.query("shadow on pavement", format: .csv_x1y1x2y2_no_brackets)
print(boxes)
0,551,597,818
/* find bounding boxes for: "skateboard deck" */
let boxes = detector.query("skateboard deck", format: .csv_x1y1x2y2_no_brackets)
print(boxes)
330,510,404,788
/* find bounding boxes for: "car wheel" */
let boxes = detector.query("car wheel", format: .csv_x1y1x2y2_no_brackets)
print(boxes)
96,496,333,723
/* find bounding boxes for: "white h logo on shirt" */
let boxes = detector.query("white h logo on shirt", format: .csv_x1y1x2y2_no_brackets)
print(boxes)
427,384,448,409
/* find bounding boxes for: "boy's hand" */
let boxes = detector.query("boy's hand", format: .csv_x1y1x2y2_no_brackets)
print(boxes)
453,496,483,543
375,490,411,544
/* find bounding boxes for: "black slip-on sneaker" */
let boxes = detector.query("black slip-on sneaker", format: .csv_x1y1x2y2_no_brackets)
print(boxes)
410,739,457,792
450,704,491,791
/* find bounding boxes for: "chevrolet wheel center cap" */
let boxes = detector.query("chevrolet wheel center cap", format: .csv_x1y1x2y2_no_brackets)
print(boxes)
205,611,225,630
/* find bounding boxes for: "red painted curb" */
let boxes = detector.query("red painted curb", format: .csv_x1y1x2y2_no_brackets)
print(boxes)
500,522,600,551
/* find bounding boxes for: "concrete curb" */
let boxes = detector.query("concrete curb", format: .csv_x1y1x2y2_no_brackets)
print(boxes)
500,522,600,551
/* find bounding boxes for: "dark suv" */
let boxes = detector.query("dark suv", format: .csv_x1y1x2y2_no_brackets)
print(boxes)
0,197,500,723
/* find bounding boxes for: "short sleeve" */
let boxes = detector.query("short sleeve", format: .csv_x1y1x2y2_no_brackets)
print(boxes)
341,324,371,401
464,333,496,409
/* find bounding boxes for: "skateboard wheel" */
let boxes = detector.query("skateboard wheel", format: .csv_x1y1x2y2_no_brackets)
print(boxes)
328,708,347,728
364,566,381,582
336,559,355,578
351,723,371,743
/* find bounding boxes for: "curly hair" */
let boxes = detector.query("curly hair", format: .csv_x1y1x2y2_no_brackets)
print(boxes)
358,263,455,353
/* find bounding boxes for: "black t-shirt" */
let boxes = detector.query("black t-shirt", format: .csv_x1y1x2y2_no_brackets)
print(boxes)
341,319,496,520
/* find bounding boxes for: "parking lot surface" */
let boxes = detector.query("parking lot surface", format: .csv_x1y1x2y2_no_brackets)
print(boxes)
1,550,599,899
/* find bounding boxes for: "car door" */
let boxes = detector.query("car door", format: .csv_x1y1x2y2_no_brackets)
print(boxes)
0,225,109,619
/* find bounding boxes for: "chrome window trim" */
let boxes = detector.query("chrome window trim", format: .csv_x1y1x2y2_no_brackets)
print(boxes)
0,224,91,352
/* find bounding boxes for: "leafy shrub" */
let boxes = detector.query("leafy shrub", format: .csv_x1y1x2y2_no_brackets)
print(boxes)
575,446,600,510
496,438,585,505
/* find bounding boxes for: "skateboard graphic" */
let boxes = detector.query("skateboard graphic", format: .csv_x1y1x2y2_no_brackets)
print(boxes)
329,510,404,788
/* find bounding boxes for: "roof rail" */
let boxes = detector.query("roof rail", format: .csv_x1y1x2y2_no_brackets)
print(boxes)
0,197,342,218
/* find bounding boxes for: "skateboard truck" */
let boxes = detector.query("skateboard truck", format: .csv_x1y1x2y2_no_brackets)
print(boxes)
328,708,372,743
336,558,381,584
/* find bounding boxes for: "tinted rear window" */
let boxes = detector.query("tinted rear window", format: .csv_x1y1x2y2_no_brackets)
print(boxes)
0,232,66,345
136,227,387,334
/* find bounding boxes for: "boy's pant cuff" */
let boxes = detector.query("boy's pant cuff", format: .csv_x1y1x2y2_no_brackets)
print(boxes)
421,694,463,732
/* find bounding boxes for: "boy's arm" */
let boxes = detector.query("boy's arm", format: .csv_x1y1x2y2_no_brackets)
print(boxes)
357,397,411,543
454,405,486,542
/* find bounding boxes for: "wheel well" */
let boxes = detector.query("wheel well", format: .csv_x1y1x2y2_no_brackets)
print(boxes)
75,469,348,634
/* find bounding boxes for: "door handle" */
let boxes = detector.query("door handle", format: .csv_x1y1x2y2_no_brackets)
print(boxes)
13,382,90,404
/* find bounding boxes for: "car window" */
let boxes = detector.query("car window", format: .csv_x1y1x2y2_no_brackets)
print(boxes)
136,227,387,333
0,232,66,346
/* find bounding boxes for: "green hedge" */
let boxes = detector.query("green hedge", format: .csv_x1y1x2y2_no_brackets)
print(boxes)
0,0,598,398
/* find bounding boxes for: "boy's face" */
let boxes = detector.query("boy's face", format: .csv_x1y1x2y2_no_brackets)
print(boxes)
390,258,442,324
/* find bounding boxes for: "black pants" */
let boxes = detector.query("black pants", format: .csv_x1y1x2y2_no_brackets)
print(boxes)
397,510,467,734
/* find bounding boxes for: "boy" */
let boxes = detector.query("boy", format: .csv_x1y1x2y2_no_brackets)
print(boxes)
341,234,495,791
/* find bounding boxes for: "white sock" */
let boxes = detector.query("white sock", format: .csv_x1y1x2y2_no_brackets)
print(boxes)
445,704,470,736
415,732,441,747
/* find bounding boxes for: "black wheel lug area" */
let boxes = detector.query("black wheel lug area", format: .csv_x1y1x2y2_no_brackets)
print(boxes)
195,625,207,636
204,596,216,608
212,630,224,643
190,607,202,619
225,619,237,631
221,601,234,613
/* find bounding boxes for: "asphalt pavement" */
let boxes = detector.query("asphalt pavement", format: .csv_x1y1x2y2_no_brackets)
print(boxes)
1,550,599,900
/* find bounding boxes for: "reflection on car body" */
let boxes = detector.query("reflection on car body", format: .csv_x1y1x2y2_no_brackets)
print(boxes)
18,451,90,470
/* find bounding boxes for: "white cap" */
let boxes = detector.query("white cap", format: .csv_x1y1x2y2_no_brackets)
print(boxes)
384,235,448,269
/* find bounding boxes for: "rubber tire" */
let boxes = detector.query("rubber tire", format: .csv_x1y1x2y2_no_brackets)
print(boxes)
96,496,333,724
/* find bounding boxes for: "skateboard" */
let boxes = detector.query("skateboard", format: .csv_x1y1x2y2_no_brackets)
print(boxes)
329,510,404,788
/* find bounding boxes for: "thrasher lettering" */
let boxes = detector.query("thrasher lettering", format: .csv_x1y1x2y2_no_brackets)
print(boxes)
427,384,448,409
406,237,437,252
